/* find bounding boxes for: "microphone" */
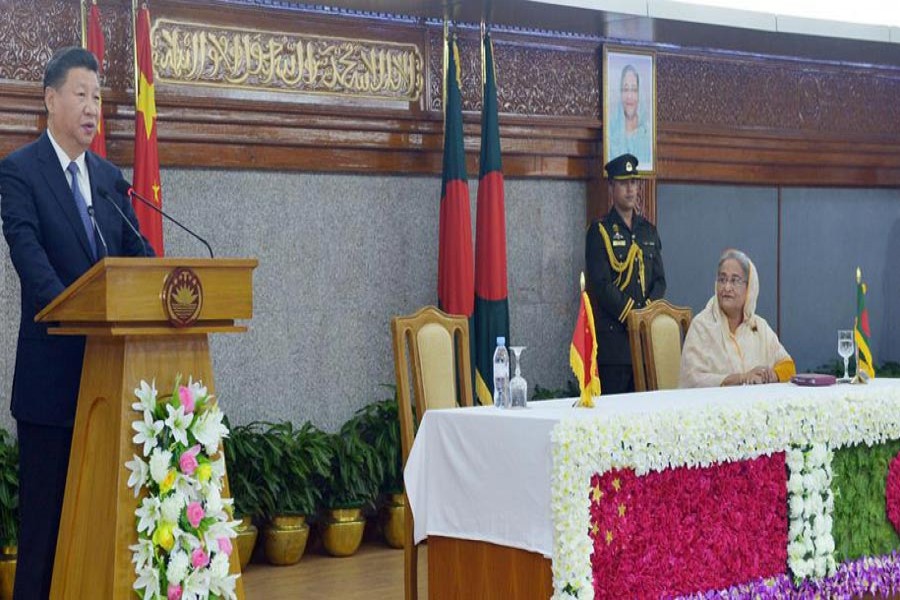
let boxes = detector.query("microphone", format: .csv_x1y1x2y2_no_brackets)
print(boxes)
98,189,149,257
86,205,109,259
115,179,214,258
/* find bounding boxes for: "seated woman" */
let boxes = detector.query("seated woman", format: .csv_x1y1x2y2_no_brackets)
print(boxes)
680,249,796,387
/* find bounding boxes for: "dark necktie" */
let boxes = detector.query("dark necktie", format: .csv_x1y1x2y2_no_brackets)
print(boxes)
66,161,97,260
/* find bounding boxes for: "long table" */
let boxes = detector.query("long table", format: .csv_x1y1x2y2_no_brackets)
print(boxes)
404,380,900,599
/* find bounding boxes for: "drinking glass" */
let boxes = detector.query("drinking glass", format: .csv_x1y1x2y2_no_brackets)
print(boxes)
509,346,528,409
837,330,854,382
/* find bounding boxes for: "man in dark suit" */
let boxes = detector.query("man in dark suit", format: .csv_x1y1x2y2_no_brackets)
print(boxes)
585,153,666,394
0,47,151,599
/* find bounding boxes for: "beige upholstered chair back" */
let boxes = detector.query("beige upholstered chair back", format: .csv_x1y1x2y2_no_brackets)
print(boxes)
626,300,693,392
390,306,473,600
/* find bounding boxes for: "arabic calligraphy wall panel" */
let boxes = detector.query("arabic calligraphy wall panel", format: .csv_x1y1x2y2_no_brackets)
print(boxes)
0,0,899,185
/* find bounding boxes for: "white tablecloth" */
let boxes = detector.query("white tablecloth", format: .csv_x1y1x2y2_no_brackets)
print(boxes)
403,380,899,558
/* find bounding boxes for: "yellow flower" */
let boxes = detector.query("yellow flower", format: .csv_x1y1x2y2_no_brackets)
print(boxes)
196,463,212,483
160,469,177,494
152,521,175,552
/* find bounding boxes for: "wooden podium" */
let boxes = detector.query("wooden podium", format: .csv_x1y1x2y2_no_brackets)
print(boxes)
34,258,257,600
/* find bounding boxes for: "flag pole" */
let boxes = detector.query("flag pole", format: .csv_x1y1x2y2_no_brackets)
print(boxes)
132,0,140,108
853,267,863,384
80,0,87,48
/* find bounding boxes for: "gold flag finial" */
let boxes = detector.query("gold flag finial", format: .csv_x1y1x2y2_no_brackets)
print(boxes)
580,272,585,292
856,267,861,284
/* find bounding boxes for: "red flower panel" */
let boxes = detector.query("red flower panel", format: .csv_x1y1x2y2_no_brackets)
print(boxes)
589,453,788,599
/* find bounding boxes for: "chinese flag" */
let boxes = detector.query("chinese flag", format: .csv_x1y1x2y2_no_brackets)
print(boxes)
133,5,164,255
570,279,601,407
86,2,107,157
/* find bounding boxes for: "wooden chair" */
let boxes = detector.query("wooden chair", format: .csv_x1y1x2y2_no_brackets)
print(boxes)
390,306,473,600
626,299,692,392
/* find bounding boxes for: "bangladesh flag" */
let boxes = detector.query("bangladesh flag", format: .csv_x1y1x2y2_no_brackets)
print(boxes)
856,267,875,380
437,34,474,321
473,32,510,407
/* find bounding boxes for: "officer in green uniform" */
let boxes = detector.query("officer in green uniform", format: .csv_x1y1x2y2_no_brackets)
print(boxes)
585,153,666,394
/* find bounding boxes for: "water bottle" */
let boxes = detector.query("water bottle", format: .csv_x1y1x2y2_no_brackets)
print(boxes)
493,336,510,408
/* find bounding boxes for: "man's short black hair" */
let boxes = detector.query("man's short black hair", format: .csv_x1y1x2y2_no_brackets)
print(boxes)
43,47,99,91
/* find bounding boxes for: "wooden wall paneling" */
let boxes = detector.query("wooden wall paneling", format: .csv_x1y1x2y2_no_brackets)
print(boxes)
2,0,900,186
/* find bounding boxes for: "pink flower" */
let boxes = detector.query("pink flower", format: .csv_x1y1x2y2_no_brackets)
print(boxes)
186,501,205,528
191,547,210,569
178,385,195,413
217,536,233,556
167,584,183,600
178,445,201,476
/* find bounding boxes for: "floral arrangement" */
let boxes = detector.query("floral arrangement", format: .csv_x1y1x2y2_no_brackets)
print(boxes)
786,444,837,582
672,551,900,599
550,384,900,599
887,453,900,535
126,377,239,600
588,455,786,599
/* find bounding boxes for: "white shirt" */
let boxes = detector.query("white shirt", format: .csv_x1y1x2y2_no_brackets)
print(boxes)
47,129,93,208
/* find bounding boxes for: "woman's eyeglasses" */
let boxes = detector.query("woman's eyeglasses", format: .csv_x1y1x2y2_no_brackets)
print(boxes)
716,276,747,288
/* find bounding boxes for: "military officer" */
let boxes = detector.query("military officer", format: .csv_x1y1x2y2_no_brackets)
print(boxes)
585,153,666,394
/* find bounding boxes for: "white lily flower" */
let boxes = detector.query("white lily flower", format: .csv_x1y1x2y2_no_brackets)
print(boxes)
165,404,192,446
132,410,164,457
132,563,160,598
182,567,211,600
149,448,173,485
132,379,158,413
125,454,149,497
129,538,155,573
191,407,228,455
209,552,239,599
135,496,160,534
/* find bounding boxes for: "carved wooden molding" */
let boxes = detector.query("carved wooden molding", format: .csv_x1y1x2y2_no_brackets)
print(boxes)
427,29,600,119
2,0,900,186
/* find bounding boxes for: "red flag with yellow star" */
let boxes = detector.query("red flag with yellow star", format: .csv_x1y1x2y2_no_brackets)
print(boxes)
85,2,107,158
133,5,164,255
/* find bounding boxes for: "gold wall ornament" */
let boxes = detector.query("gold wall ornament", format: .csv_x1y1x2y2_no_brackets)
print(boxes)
151,18,424,101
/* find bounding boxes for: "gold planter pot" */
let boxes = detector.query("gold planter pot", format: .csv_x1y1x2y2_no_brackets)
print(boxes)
381,494,405,549
0,546,16,600
234,517,258,571
263,515,309,566
322,507,366,557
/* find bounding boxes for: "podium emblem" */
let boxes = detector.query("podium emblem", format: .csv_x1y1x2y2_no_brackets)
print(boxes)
162,267,203,327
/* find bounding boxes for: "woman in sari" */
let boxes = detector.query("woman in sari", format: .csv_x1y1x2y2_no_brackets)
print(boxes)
679,249,796,387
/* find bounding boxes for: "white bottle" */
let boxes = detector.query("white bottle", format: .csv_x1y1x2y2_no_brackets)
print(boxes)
493,336,510,408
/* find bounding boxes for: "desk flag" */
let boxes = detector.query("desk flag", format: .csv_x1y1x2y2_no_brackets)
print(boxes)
570,273,600,407
473,31,510,407
133,5,164,255
85,2,107,158
437,34,474,322
856,267,875,380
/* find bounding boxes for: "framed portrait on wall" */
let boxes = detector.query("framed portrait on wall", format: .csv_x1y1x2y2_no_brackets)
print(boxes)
603,46,657,175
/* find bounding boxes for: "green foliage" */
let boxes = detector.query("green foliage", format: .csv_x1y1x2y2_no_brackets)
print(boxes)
532,380,579,400
322,418,383,510
225,420,332,519
831,440,900,562
347,385,403,494
0,430,17,546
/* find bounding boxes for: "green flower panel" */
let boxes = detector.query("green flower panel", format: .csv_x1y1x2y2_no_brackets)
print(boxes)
831,439,900,561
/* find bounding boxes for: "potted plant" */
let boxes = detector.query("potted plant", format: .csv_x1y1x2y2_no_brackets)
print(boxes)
259,421,332,565
0,429,18,600
320,419,382,557
223,419,266,570
351,387,405,548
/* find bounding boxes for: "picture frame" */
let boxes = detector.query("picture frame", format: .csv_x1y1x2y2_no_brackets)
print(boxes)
603,45,657,176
